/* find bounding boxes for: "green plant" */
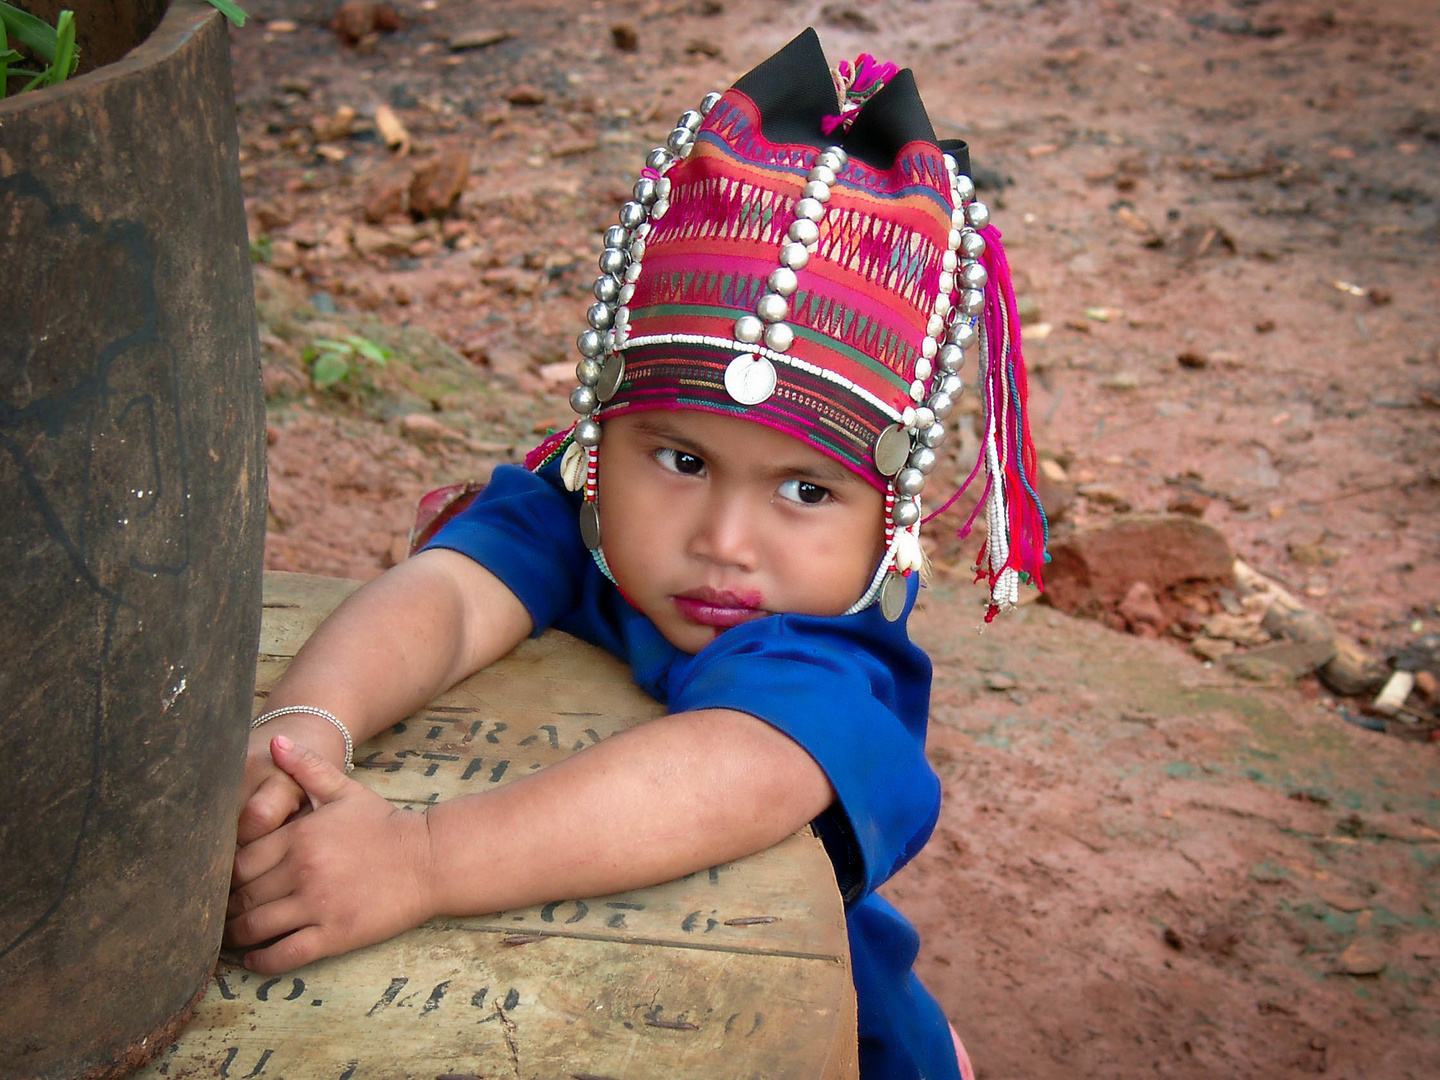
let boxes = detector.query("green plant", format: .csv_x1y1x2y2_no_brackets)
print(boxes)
304,334,392,393
248,233,273,264
0,0,246,99
0,3,77,97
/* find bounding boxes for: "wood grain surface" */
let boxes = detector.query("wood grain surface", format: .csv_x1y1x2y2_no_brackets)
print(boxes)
133,571,857,1080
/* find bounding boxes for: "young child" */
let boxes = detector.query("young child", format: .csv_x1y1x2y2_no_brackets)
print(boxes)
229,28,1044,1080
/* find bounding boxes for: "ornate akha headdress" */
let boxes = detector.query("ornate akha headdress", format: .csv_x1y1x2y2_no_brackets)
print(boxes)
528,28,1047,621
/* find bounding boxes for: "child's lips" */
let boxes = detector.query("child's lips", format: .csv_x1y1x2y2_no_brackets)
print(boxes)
672,588,767,628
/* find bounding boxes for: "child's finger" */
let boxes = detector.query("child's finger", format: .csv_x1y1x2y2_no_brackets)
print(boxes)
226,863,292,920
241,923,335,976
236,772,306,845
225,894,312,953
230,824,291,891
268,734,352,810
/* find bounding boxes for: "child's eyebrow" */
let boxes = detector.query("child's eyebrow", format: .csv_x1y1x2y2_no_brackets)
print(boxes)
772,458,861,487
632,416,862,487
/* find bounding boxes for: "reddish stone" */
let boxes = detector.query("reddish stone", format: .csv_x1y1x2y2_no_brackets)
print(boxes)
1043,515,1234,621
409,151,470,217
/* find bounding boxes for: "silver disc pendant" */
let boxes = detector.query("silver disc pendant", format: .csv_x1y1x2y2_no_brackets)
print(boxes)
596,354,625,402
579,501,602,551
723,353,777,406
879,573,907,622
873,424,910,477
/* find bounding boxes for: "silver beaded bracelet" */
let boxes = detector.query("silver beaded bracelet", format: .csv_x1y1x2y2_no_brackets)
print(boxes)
251,705,355,772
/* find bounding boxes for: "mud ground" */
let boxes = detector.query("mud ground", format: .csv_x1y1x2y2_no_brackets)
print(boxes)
229,1,1439,1075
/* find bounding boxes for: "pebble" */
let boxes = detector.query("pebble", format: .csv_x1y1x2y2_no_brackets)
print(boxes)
448,27,511,50
984,672,1018,692
1077,483,1132,511
1415,670,1438,700
1118,580,1165,637
611,23,638,51
1191,636,1236,662
1335,938,1386,976
409,150,471,217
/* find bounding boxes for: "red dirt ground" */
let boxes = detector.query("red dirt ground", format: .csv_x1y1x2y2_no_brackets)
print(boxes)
230,1,1439,1075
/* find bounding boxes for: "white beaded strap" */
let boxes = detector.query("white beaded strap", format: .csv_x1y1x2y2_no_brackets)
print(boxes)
251,706,355,773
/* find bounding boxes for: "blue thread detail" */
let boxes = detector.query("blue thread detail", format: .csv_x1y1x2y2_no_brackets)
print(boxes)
1007,351,1049,551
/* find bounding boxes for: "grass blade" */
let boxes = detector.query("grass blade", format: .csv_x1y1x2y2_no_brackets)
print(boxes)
204,0,247,28
43,9,76,85
0,0,59,62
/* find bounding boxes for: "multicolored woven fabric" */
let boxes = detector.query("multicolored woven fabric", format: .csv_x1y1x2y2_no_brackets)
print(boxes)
603,59,955,490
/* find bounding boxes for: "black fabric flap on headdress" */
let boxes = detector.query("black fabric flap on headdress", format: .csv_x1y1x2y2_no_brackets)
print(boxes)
939,138,972,179
731,27,960,176
843,68,936,171
733,28,838,150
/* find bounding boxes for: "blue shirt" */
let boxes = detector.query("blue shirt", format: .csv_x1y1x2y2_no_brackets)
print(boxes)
426,463,960,1080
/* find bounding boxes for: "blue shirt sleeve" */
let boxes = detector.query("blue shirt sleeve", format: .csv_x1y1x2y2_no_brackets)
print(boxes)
419,464,589,635
665,601,939,903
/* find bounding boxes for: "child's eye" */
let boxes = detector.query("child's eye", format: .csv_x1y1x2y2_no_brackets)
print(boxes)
777,479,830,505
655,448,705,476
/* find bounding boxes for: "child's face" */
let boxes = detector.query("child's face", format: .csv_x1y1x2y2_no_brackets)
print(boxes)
596,409,887,653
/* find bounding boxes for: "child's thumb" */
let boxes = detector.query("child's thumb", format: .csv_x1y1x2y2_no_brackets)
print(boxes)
269,734,351,809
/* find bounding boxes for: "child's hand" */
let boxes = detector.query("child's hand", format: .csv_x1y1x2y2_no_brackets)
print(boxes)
225,735,436,975
236,740,307,846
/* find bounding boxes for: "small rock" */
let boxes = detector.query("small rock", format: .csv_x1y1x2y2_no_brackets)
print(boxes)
251,202,293,232
1101,371,1141,390
1203,612,1271,647
400,414,465,445
505,85,547,106
1166,491,1210,518
268,238,302,272
409,150,470,217
353,224,411,258
1176,350,1208,369
1162,927,1184,951
331,1,400,46
611,23,638,51
1015,296,1042,324
1191,636,1237,662
1315,885,1370,913
984,672,1017,692
1044,516,1234,621
448,27,511,50
1320,638,1388,696
310,106,357,143
685,39,723,57
1415,669,1438,700
820,3,879,32
1335,938,1386,976
363,173,410,223
1077,483,1131,511
1261,602,1334,645
1225,640,1336,683
1118,580,1165,637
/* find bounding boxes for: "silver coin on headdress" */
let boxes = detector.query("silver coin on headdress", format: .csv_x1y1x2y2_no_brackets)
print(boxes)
723,353,778,406
873,424,910,477
879,574,908,622
579,502,602,551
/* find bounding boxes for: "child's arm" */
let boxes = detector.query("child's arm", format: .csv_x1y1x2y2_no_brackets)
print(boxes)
237,548,534,844
227,704,832,975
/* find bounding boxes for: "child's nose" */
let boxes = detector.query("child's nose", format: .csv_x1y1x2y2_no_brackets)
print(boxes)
689,492,760,571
